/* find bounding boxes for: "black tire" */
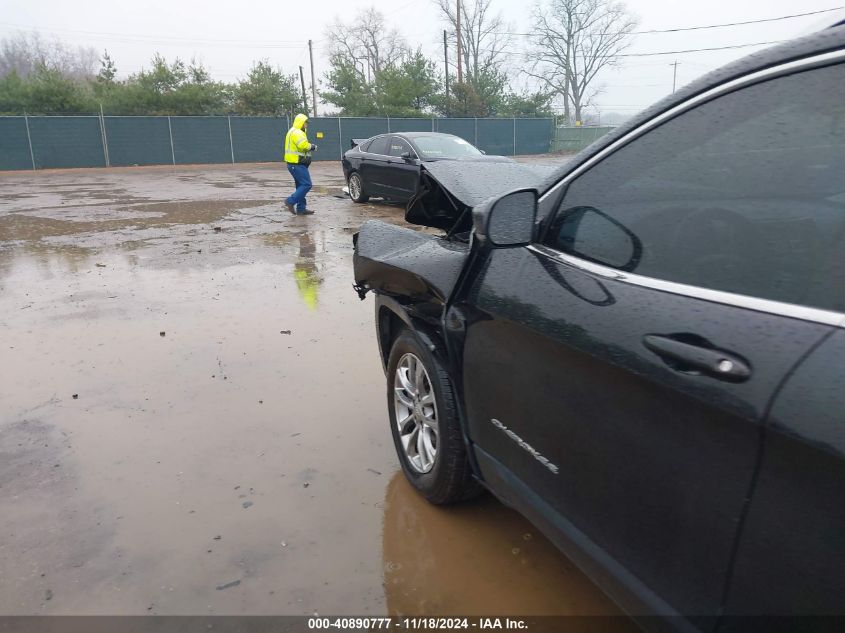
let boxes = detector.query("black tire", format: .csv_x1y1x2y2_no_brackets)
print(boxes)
348,172,369,203
386,329,483,504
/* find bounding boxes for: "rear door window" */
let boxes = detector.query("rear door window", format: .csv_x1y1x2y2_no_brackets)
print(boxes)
546,62,845,313
367,136,390,156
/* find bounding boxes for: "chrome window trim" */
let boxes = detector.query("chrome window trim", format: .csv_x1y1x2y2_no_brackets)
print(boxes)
532,48,845,328
527,244,845,328
538,48,845,204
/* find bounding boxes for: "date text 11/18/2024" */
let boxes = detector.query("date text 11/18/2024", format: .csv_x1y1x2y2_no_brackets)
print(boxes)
308,617,529,630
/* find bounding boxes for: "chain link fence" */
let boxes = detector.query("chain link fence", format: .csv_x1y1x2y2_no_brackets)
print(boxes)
551,125,616,154
0,115,555,171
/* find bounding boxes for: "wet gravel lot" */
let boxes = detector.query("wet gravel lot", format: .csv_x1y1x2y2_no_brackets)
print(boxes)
0,157,623,617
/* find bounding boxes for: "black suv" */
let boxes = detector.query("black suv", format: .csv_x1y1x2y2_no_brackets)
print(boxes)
353,25,845,630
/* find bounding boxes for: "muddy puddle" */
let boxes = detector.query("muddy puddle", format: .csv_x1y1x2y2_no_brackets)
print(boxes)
0,162,619,618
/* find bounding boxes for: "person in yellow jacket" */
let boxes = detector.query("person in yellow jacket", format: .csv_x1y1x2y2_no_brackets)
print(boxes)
284,113,318,215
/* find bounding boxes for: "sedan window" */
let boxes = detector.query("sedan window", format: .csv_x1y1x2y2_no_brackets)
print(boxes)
414,136,482,159
367,136,390,156
389,138,417,158
547,62,845,313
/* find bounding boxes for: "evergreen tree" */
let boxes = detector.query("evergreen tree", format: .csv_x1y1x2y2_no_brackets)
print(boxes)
97,50,117,84
320,53,376,116
375,50,440,115
234,61,301,116
499,91,554,117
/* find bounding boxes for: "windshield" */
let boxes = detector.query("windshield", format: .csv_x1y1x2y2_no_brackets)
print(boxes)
413,135,482,159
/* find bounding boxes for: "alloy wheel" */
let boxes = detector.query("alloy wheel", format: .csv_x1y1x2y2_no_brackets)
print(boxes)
393,353,439,473
349,174,362,200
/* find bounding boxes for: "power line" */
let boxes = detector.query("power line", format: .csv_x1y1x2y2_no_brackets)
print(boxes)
384,0,419,16
499,37,785,61
624,6,843,34
600,83,668,88
491,6,844,37
617,39,786,57
0,21,320,46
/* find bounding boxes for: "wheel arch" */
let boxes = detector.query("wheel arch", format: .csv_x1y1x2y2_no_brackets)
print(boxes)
375,296,447,374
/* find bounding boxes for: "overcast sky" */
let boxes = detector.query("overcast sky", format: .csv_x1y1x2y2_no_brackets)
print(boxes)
2,0,842,119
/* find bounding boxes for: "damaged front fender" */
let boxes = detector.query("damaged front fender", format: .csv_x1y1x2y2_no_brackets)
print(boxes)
353,220,470,304
353,160,557,306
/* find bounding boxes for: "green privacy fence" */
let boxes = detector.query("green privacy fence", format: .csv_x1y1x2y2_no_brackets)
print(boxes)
552,125,616,153
31,116,107,169
0,117,34,170
0,115,555,171
106,117,172,166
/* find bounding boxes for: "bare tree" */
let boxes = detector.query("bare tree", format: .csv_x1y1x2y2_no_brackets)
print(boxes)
0,31,98,80
325,7,408,83
434,0,511,85
529,0,637,124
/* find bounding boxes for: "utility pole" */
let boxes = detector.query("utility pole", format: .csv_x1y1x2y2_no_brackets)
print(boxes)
299,66,309,116
308,40,318,117
456,0,463,84
670,60,680,93
443,29,450,105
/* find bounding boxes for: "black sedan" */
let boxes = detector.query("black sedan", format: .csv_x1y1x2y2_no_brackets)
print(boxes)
354,22,845,632
341,132,512,204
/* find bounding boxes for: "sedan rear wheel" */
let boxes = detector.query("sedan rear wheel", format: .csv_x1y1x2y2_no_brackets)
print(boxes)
348,172,369,203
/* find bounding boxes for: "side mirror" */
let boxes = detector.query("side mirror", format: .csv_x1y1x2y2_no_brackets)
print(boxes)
473,189,538,247
401,152,416,163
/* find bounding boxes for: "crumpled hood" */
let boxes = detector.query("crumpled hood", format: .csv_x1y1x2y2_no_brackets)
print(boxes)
405,160,560,231
422,160,559,208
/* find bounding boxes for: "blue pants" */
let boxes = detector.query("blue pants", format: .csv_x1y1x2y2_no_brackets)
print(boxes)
286,163,312,212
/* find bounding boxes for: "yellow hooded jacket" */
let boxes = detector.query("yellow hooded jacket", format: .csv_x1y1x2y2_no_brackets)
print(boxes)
284,113,312,164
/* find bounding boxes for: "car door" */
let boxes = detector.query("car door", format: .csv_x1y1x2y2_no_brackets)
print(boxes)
458,58,845,622
359,135,391,196
720,326,845,624
386,137,421,201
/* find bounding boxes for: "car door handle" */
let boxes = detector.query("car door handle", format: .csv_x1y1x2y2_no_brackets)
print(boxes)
643,334,752,382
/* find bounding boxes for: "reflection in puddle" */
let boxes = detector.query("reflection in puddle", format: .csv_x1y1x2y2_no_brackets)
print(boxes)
294,232,322,311
381,472,624,617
